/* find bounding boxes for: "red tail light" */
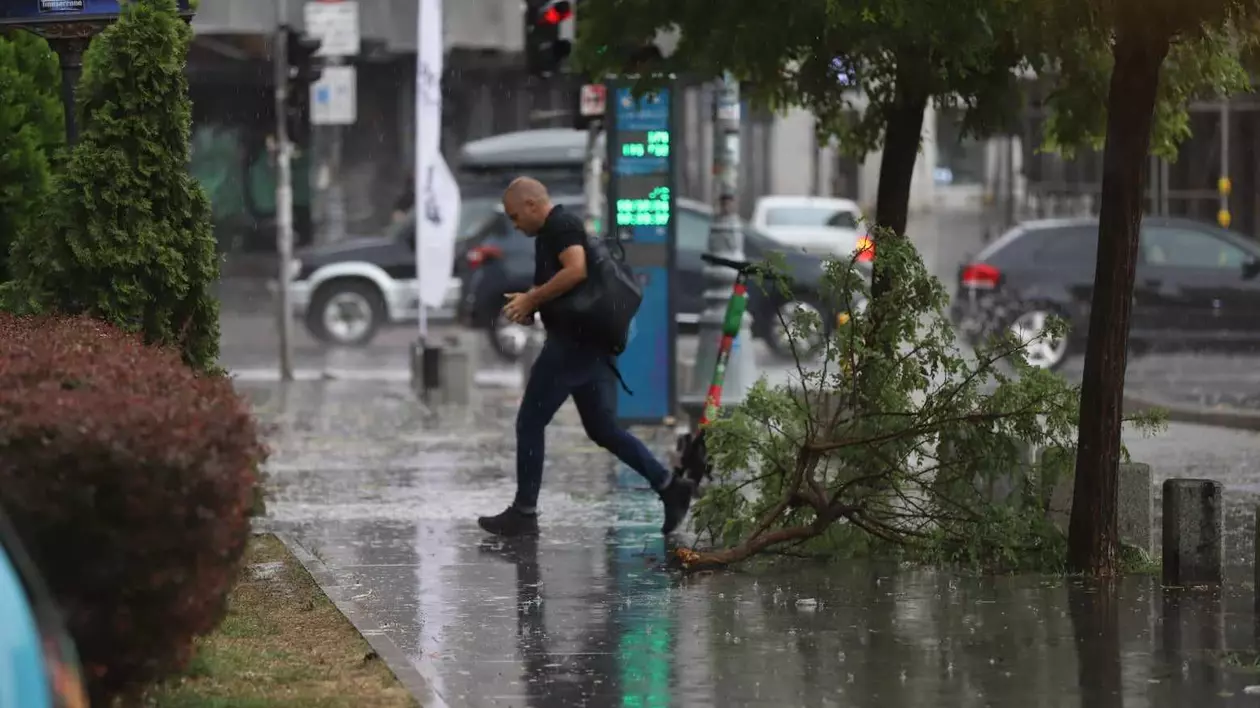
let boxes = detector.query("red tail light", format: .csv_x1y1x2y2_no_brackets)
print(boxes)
855,236,874,263
466,245,502,269
960,263,1001,289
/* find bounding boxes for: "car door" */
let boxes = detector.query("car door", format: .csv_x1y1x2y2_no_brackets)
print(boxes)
1138,224,1253,346
673,207,712,324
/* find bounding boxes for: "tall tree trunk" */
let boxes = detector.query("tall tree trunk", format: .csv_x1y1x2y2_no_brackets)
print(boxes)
1067,27,1171,575
871,73,930,299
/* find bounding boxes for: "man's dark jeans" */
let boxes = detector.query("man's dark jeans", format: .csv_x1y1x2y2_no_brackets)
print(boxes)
513,336,670,512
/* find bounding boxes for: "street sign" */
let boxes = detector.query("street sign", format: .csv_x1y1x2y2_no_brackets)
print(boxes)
311,65,357,125
0,0,193,25
304,0,360,56
579,84,606,117
40,1,84,11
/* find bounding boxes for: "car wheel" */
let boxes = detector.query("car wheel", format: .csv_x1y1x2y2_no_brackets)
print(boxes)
1006,307,1071,371
487,310,532,362
765,298,827,360
306,280,385,347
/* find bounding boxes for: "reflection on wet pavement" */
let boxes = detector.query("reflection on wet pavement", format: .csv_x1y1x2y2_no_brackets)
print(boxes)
243,380,1260,707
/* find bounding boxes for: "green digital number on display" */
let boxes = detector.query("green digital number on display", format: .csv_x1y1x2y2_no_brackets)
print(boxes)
615,186,670,227
621,131,670,158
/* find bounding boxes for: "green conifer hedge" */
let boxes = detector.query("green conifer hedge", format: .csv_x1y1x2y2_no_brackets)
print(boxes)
12,0,221,372
0,31,61,282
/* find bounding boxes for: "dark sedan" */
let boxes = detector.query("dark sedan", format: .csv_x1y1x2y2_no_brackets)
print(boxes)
458,196,867,361
951,216,1260,370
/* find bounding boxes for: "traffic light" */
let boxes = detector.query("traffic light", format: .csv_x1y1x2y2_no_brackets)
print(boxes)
283,27,324,146
524,0,572,76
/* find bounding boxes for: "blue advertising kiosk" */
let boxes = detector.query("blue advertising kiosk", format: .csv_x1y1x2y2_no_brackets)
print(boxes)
0,1,196,143
606,80,678,426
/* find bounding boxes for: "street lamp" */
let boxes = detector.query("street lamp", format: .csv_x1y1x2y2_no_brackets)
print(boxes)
0,1,196,144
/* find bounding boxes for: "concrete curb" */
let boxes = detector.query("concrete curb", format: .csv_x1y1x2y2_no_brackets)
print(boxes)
275,533,449,708
1124,393,1260,432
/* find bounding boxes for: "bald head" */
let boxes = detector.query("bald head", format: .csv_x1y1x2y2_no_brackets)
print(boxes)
503,177,553,235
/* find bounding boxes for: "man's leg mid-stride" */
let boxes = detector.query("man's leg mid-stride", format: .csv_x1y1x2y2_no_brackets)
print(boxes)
570,368,693,534
478,339,693,537
478,340,572,537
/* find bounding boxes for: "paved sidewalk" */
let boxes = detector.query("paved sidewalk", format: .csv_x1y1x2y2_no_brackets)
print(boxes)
242,379,1260,707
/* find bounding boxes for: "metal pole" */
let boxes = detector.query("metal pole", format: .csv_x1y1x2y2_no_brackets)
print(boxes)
1219,99,1231,229
1004,135,1016,228
49,37,90,145
687,72,756,410
274,6,295,382
1160,159,1170,215
810,124,822,197
317,57,347,246
583,119,603,236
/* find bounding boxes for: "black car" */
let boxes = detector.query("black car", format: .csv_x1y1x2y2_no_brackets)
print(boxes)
951,216,1260,370
458,195,866,361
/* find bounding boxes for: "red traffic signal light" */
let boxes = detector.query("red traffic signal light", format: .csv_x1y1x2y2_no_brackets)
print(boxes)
539,1,572,25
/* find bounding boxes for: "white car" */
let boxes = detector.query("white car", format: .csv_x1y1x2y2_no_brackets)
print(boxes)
283,212,464,347
751,195,871,261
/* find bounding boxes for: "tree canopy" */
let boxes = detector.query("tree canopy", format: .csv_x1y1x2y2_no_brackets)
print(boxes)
576,0,1027,252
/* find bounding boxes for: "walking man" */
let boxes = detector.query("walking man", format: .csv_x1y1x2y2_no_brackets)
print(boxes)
478,177,693,537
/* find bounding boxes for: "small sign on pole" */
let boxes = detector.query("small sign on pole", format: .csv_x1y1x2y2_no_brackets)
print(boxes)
311,65,357,125
580,83,607,117
304,0,360,56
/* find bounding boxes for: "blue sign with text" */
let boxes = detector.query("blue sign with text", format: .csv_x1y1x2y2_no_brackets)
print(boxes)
0,0,193,24
608,82,676,425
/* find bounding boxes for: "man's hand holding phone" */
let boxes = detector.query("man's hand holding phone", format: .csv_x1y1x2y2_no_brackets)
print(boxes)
503,292,537,325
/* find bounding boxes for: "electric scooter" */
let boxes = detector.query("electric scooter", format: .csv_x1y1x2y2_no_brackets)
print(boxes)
673,253,776,497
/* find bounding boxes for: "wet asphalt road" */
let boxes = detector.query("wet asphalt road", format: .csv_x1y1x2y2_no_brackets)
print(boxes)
244,379,1260,707
222,210,1260,706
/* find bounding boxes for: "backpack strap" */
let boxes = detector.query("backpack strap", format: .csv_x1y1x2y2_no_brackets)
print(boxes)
606,359,633,395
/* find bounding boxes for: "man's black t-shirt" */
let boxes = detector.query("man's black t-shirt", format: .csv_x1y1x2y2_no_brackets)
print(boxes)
533,205,588,338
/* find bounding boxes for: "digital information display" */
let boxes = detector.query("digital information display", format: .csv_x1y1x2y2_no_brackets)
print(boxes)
607,82,676,425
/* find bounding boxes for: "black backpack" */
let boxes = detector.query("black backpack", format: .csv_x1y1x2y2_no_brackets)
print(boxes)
546,235,642,355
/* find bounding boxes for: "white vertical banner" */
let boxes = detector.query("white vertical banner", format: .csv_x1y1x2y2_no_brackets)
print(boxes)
415,0,461,312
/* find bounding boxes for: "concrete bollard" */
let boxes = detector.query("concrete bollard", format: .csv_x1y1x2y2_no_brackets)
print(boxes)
1161,479,1224,586
1116,463,1154,555
434,333,476,405
1045,459,1154,555
409,337,442,401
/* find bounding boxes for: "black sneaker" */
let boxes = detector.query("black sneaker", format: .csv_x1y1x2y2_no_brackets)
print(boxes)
478,506,540,537
659,476,695,535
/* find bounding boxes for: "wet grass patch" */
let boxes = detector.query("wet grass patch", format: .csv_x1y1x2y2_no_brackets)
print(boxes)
145,534,419,708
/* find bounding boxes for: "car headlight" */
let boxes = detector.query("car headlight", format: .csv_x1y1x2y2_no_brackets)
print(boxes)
287,258,303,281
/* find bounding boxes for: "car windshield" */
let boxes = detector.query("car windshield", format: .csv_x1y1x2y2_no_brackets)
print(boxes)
764,206,859,230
